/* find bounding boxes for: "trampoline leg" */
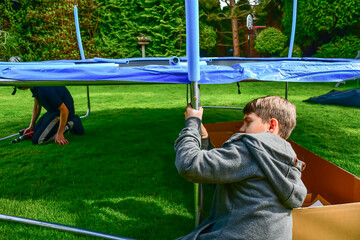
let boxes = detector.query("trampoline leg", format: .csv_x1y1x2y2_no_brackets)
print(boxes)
80,86,90,119
194,183,203,227
185,0,202,227
190,82,203,226
0,213,134,240
186,84,204,226
285,82,289,100
0,132,19,142
335,81,345,87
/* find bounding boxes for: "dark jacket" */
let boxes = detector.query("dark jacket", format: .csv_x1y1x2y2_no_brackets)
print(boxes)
174,117,307,240
31,86,75,119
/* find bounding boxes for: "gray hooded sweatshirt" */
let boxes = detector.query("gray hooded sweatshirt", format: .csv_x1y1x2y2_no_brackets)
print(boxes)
174,117,307,240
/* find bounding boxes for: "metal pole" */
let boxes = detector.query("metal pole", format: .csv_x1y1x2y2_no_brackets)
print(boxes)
202,106,243,110
285,0,298,99
74,5,91,117
288,0,297,59
0,214,134,240
0,133,19,142
185,0,202,227
80,84,90,119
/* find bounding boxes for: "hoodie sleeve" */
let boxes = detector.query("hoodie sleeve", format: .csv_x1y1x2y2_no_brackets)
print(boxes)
174,117,256,184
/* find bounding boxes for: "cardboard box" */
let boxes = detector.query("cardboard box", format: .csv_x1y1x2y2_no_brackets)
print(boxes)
204,121,360,240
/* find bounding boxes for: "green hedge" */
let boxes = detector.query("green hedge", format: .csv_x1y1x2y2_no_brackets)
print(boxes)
314,35,360,59
0,0,187,61
281,0,360,57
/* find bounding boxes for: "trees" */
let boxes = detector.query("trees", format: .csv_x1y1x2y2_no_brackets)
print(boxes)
0,0,187,61
280,0,360,57
0,0,100,61
1,0,358,60
25,0,99,61
96,0,186,58
0,0,25,61
199,0,251,57
314,35,360,58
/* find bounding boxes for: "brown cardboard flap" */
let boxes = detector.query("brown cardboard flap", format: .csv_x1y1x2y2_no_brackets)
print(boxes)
293,203,360,240
288,140,360,204
302,194,331,208
204,121,243,148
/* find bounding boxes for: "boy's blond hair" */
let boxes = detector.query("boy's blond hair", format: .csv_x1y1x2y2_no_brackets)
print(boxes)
243,96,296,139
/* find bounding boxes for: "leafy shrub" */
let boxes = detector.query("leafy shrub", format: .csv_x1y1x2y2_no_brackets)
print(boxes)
314,35,360,58
0,0,24,61
281,0,360,50
95,0,186,58
280,44,303,57
0,30,22,61
0,0,187,61
254,27,288,56
199,23,217,50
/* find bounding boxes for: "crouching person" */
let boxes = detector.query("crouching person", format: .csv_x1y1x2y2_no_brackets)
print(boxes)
18,86,84,145
174,96,307,240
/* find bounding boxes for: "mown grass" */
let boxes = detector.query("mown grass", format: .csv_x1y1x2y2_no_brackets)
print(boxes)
0,80,359,239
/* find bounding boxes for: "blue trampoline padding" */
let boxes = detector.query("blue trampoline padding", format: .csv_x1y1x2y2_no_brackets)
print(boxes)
1,57,360,84
233,60,360,82
0,63,239,84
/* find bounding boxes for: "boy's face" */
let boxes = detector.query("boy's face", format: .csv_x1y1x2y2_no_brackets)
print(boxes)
240,112,270,134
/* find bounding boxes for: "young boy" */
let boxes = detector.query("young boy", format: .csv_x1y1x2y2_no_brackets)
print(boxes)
174,96,307,240
16,86,84,145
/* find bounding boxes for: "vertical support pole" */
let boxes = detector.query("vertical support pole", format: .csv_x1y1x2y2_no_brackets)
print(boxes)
74,6,85,60
74,5,90,117
288,0,297,59
286,0,297,100
185,0,202,227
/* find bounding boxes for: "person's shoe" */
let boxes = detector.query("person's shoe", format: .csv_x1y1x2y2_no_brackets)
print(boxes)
69,115,84,135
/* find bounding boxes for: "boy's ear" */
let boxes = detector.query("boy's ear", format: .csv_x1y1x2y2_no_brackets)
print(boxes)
268,118,280,135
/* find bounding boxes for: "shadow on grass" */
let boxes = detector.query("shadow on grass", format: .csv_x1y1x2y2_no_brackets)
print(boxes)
0,107,219,239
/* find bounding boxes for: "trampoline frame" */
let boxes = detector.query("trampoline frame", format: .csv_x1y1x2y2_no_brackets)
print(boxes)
0,0,359,239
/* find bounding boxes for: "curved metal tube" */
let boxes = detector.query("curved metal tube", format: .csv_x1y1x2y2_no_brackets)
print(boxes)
74,5,90,118
288,0,298,58
80,85,91,119
0,132,19,142
0,214,135,240
74,5,85,60
202,106,243,110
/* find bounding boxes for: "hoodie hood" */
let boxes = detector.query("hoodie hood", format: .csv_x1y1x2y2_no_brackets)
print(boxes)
226,132,307,208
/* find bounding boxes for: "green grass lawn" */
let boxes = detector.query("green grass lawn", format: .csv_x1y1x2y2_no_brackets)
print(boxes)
0,81,359,239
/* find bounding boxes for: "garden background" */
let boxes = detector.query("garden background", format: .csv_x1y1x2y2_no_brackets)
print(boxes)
0,0,359,239
1,0,360,61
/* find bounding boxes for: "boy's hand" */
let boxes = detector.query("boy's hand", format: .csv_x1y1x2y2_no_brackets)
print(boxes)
23,127,33,135
201,124,209,139
185,103,203,120
55,133,69,145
